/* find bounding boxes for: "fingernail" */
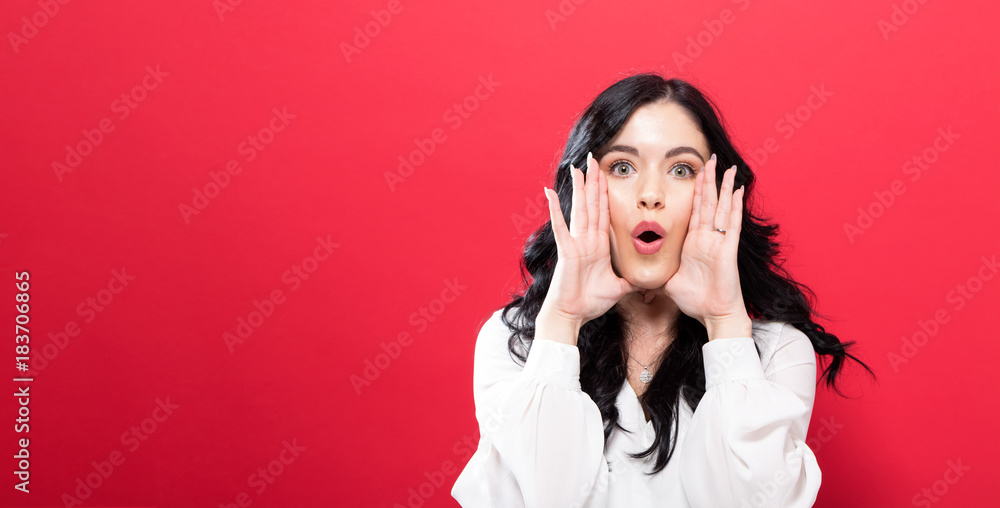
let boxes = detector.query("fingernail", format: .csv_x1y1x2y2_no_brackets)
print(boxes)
587,151,593,162
710,153,716,162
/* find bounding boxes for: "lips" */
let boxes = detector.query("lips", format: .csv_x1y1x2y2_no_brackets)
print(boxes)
631,220,666,255
631,220,666,241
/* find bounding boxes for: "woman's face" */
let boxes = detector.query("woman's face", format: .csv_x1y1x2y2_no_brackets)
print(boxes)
596,100,711,290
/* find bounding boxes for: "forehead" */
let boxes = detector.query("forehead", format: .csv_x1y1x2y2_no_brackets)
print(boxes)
607,101,708,156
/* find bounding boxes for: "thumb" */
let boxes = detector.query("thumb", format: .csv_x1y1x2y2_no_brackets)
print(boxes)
620,278,644,296
661,276,676,301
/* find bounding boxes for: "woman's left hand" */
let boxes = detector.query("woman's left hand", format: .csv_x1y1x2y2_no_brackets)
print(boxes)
660,154,752,340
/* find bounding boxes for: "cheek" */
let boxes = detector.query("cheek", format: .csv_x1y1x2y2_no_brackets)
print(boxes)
680,203,694,227
606,190,630,260
607,193,630,239
673,191,696,227
663,193,695,251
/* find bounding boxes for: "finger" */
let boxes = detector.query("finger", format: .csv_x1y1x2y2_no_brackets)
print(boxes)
585,153,600,236
598,159,609,240
715,165,736,231
570,163,588,237
689,168,703,231
699,154,718,229
726,185,745,249
544,186,571,254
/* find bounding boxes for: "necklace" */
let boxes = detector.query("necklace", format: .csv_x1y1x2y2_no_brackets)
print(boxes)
626,350,654,383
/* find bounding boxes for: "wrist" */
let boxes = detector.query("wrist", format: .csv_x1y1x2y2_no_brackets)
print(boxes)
536,307,583,346
704,313,753,341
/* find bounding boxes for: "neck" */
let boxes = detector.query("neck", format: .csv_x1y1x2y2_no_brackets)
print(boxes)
617,287,680,355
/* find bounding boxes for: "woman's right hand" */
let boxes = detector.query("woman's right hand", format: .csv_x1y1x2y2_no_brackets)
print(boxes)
540,152,642,331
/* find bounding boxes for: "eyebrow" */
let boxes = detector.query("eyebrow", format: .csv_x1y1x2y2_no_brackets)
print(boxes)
599,144,705,163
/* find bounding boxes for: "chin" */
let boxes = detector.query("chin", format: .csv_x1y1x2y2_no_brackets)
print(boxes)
614,257,675,290
629,274,670,290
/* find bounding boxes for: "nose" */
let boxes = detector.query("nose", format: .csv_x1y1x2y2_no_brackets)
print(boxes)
636,169,665,210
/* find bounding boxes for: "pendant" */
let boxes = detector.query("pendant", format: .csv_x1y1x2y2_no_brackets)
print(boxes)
639,368,652,383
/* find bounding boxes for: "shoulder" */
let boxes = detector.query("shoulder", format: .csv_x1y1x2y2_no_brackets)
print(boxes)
750,320,817,375
473,306,526,370
475,306,520,350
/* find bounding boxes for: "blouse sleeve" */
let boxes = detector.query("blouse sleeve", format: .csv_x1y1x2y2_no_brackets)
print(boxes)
451,309,610,508
678,322,822,507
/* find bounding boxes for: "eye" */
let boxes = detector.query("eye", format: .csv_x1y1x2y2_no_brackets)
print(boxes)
606,159,699,178
608,159,636,177
670,163,696,178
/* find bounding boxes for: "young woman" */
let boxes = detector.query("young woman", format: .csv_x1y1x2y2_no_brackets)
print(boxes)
451,73,875,507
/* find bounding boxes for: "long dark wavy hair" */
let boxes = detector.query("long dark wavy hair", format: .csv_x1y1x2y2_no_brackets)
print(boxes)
497,73,876,476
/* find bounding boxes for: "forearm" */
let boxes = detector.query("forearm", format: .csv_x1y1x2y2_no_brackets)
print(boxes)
473,309,607,507
678,327,822,507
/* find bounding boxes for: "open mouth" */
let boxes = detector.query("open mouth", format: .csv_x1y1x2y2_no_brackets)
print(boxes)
631,220,666,255
637,230,662,244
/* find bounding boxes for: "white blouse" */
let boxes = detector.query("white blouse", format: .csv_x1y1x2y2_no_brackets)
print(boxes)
451,307,822,508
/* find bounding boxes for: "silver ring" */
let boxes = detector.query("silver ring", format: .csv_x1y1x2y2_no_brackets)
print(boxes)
715,228,726,234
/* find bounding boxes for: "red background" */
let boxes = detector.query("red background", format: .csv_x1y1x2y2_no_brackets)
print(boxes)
2,0,999,506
